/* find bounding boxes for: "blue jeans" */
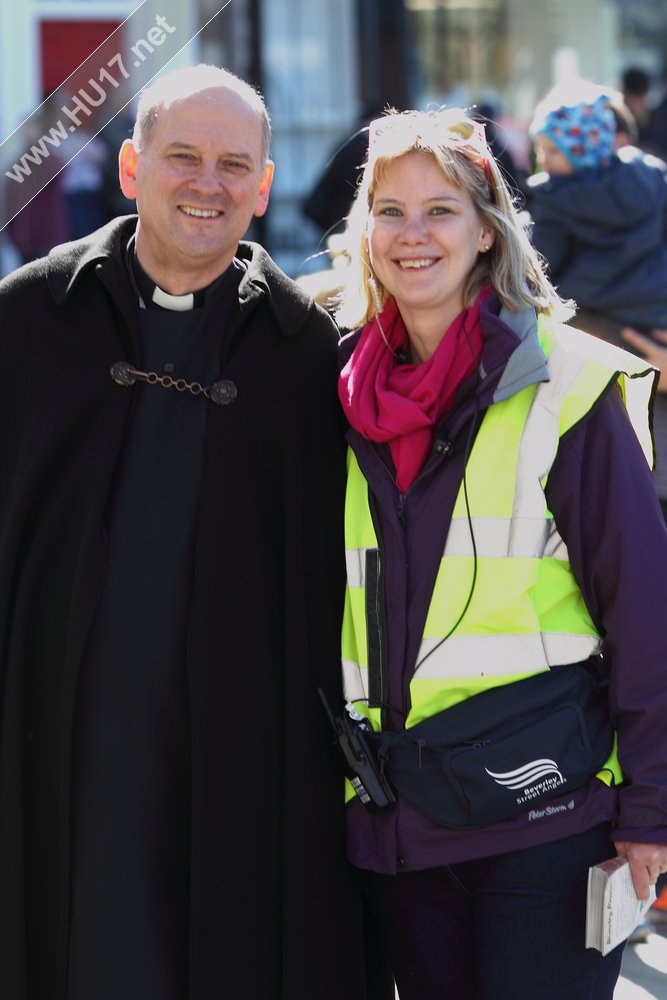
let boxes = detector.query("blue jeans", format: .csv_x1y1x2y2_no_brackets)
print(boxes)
361,824,624,1000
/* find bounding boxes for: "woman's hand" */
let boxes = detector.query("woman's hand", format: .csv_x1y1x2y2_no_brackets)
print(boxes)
621,327,667,392
613,839,667,899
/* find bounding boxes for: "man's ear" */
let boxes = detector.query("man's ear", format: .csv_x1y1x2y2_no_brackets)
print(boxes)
254,160,275,218
119,139,139,200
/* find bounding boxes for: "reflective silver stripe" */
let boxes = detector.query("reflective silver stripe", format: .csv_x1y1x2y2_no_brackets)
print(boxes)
414,632,602,679
555,323,655,465
623,376,655,465
345,547,368,589
544,520,569,560
342,658,367,702
444,516,566,560
513,344,583,519
444,347,581,562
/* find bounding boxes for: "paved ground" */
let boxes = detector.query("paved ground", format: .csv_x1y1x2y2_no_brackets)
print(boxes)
615,915,667,998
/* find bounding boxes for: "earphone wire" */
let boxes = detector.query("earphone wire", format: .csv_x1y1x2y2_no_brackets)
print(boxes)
414,399,480,671
355,279,486,677
413,313,483,671
374,310,394,357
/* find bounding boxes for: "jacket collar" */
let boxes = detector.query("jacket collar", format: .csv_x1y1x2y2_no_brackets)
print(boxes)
233,241,315,336
46,216,315,338
46,215,134,304
492,302,550,402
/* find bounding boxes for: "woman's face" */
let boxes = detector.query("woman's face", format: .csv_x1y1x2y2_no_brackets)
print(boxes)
367,151,494,332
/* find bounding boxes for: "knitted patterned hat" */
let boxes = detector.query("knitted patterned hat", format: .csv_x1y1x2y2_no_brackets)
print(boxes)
531,92,616,171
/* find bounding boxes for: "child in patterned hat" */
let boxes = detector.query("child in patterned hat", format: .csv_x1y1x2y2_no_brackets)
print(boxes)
526,79,667,522
525,78,667,332
530,87,616,174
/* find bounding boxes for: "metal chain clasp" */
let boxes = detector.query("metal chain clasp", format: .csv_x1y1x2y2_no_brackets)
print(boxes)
110,362,237,405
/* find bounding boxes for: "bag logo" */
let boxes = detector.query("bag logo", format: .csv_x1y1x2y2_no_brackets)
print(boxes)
485,758,566,803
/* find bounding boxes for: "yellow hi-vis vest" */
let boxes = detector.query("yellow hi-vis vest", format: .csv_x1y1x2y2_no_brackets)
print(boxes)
341,316,656,801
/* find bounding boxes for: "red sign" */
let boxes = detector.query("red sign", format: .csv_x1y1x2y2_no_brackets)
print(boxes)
40,20,121,96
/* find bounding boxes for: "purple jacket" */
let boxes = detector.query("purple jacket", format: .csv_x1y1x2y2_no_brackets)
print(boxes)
339,295,667,875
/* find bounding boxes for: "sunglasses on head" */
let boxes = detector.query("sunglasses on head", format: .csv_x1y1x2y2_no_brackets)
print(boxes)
368,110,495,201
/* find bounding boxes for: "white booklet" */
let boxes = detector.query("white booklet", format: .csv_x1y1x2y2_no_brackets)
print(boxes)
585,856,656,955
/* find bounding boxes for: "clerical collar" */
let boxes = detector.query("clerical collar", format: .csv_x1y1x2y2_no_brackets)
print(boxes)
150,285,196,311
126,235,231,311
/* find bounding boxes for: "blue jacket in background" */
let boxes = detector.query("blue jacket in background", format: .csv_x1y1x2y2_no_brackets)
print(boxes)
527,147,667,330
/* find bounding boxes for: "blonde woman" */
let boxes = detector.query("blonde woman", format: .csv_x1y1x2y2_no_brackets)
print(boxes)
334,109,667,999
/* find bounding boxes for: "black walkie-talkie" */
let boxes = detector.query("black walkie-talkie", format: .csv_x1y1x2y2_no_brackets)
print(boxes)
318,687,396,808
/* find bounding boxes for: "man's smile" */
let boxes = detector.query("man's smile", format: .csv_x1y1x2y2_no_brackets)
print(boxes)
179,205,223,218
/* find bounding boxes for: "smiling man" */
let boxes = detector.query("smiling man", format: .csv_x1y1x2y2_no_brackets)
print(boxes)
119,72,274,293
0,65,387,1000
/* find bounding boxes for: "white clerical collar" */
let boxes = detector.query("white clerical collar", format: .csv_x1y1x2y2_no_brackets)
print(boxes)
151,285,195,311
126,235,233,311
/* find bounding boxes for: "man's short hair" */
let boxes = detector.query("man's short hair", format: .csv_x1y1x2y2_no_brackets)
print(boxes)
133,64,271,162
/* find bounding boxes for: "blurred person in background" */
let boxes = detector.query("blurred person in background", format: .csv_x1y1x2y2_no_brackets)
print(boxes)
5,96,70,263
621,66,654,147
472,102,527,203
526,81,667,520
6,177,69,264
98,107,137,221
61,126,109,239
622,65,667,161
303,102,384,241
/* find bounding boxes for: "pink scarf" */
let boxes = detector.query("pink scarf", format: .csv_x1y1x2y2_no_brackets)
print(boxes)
339,290,489,492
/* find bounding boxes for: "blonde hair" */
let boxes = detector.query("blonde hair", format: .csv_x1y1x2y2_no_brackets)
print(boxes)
334,108,572,330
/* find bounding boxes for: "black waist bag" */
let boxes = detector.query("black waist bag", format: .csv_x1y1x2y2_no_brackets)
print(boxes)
368,663,615,829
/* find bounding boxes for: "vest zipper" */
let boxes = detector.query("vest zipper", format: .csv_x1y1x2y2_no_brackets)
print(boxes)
367,490,389,728
360,439,455,729
394,446,452,724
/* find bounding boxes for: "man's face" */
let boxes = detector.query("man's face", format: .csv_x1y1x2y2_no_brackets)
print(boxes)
119,87,274,292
